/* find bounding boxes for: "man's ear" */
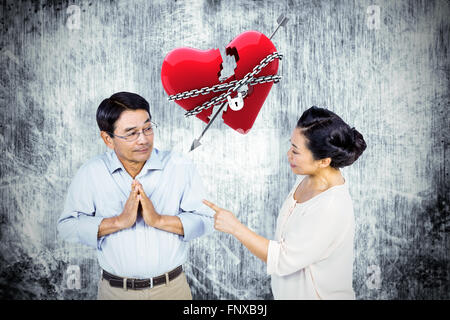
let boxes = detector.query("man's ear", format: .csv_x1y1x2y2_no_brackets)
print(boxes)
100,131,115,150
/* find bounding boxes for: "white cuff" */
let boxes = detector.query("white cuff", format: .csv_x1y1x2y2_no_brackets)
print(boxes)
77,215,104,249
267,240,281,275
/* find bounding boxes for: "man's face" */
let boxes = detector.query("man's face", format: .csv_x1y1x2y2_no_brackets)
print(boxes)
108,109,154,165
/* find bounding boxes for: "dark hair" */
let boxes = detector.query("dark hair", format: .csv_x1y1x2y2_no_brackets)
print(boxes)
296,106,367,168
96,92,151,137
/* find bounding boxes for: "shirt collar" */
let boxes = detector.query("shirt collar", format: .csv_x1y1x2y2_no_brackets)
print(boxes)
106,148,163,174
142,148,163,172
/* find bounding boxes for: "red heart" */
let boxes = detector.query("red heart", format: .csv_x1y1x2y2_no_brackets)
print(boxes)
161,31,279,134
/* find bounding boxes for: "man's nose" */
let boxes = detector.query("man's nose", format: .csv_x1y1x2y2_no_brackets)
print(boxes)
136,131,149,143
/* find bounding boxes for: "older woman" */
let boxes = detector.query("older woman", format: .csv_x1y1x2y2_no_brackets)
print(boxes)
203,106,367,299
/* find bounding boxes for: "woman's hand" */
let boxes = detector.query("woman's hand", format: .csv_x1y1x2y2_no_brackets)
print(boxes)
203,199,269,263
203,199,242,236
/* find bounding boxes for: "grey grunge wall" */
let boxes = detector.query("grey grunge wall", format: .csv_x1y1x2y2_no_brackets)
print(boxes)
1,0,449,299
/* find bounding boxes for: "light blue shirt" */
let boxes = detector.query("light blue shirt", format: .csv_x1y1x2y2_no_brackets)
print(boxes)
57,148,214,278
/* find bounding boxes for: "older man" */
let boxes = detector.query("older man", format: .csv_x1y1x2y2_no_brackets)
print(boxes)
57,91,214,299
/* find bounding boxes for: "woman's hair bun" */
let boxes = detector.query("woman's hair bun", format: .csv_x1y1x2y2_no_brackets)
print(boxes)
297,107,367,168
352,127,367,156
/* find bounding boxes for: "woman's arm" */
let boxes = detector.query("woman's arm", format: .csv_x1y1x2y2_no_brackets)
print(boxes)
203,200,269,263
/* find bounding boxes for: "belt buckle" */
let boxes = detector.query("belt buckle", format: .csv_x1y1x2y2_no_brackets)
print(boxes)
131,278,135,290
150,277,153,289
165,272,170,285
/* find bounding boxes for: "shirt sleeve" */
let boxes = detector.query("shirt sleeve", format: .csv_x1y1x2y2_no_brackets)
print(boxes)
57,164,104,249
267,194,350,276
177,161,215,242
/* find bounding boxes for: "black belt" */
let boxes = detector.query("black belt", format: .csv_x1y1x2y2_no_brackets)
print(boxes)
102,265,183,290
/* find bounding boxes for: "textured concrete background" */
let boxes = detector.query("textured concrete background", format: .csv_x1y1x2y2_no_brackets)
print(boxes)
0,0,448,299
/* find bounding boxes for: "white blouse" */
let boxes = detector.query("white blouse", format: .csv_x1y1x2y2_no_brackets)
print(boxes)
267,175,356,300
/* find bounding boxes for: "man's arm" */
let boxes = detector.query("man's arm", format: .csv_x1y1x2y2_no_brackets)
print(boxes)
156,215,184,235
136,160,214,240
58,173,141,248
97,180,141,237
149,214,185,236
174,161,215,241
97,217,122,238
57,165,102,249
136,181,184,235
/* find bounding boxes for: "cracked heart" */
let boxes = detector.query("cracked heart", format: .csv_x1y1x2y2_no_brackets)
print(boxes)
161,31,279,134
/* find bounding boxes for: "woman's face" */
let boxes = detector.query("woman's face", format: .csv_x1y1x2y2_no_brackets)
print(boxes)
287,128,319,175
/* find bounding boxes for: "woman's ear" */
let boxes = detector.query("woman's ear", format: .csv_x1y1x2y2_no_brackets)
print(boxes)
100,131,115,150
318,157,332,168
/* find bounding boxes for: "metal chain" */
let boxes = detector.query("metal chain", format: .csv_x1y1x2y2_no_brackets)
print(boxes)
167,52,283,117
168,75,282,101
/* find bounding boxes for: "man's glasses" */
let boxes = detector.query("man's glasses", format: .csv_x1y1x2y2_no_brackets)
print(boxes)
108,122,158,142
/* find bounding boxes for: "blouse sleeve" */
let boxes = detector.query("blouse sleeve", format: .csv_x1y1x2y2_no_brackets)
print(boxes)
267,193,351,277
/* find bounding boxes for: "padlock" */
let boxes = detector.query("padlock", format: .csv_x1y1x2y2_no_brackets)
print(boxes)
227,92,244,111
